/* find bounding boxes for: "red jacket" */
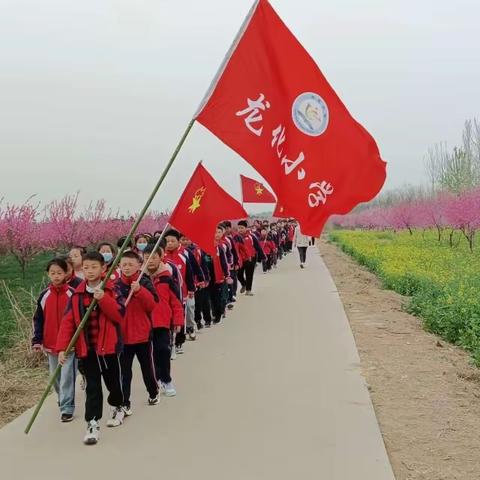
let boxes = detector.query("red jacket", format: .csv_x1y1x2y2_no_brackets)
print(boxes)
260,238,276,255
288,226,295,241
32,283,74,353
151,270,184,329
212,244,229,283
241,233,256,260
165,247,190,298
115,273,157,345
56,281,124,358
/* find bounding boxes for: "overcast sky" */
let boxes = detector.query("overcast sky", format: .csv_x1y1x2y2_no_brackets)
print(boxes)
1,0,479,214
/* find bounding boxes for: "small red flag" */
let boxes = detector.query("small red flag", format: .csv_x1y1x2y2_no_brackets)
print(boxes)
169,163,248,256
240,175,276,204
272,203,290,219
196,0,386,236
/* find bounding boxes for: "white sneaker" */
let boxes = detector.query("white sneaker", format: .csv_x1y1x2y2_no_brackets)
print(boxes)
148,395,160,406
245,291,254,296
83,420,99,445
175,345,184,355
170,348,177,360
106,407,125,427
122,406,133,417
161,382,177,397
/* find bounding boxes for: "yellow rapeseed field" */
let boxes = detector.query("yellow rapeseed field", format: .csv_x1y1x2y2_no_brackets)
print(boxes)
330,229,480,363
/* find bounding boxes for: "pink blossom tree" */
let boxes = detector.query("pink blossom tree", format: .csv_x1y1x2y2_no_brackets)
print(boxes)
2,199,43,277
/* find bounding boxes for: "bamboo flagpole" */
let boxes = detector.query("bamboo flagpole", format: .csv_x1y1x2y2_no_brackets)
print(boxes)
24,121,195,434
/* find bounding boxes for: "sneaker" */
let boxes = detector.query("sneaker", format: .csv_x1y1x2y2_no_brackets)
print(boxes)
205,322,212,328
240,286,246,294
175,345,184,355
213,317,222,325
122,405,133,417
61,413,74,423
106,407,125,427
83,420,100,445
300,264,304,269
246,291,254,296
148,395,160,406
161,382,177,397
171,348,177,360
196,322,204,330
188,331,197,341
227,303,234,310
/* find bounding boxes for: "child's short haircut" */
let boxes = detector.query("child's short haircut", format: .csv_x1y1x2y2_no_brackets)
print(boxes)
238,220,248,227
217,224,225,231
223,221,232,228
60,254,74,267
82,251,105,265
135,233,151,242
164,229,180,240
143,242,165,255
117,236,133,249
46,257,69,273
97,242,117,255
120,251,142,262
71,245,87,255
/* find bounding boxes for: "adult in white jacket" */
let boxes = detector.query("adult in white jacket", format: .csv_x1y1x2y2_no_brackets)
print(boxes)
293,224,310,268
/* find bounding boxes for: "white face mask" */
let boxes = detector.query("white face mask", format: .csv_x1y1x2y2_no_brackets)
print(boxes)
101,252,113,263
137,243,147,251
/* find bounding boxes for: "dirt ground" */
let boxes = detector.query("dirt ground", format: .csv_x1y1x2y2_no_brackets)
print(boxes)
0,348,48,428
320,238,480,480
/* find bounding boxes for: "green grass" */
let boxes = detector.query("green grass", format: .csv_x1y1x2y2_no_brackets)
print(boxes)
0,253,51,354
329,229,480,364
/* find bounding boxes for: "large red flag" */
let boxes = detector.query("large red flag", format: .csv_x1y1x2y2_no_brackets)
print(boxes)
196,0,386,236
240,174,276,204
169,163,248,256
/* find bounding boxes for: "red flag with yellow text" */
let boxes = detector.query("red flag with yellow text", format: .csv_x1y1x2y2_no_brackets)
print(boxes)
195,0,386,236
169,163,247,256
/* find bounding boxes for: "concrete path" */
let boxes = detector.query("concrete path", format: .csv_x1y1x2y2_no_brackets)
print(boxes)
0,247,394,480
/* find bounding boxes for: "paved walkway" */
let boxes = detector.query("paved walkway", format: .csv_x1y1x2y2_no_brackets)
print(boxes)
0,247,394,480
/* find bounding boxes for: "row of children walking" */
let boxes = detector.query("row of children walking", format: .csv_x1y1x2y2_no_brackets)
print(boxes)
31,218,298,445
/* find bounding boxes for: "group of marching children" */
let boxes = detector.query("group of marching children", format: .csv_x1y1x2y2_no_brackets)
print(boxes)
31,218,298,445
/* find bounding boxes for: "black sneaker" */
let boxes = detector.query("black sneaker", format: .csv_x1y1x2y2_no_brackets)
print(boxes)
61,413,74,423
205,322,212,328
213,317,222,325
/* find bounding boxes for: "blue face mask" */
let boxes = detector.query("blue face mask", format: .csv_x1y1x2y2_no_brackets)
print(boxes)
102,252,113,263
137,243,147,252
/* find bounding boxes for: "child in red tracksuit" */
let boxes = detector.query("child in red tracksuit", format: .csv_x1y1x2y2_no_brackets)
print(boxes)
57,251,125,446
115,251,159,414
260,228,276,273
209,226,230,324
143,243,184,397
32,257,76,423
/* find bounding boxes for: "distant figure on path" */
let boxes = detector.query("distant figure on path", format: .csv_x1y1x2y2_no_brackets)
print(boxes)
293,224,310,269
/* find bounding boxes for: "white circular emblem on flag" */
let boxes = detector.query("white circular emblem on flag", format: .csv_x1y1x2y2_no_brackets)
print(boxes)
292,92,329,137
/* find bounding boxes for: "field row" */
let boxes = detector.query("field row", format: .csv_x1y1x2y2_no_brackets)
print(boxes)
329,230,480,363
